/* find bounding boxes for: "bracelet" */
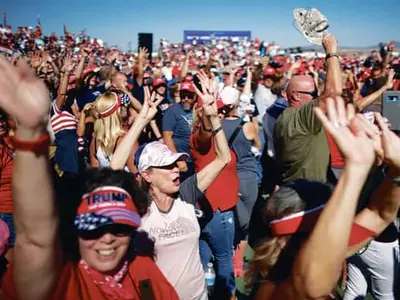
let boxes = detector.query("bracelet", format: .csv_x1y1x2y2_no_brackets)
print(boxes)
156,136,163,140
212,126,223,136
381,167,400,186
325,53,339,60
10,132,50,156
201,125,213,133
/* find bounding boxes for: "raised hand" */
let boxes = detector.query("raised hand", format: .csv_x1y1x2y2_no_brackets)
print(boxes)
0,56,50,130
385,69,395,89
30,51,42,69
313,96,377,167
82,102,94,116
193,71,218,118
139,86,164,123
42,51,52,63
322,34,338,54
138,47,149,60
63,54,75,73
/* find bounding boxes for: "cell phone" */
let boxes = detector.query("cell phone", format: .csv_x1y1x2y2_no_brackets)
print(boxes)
193,74,203,93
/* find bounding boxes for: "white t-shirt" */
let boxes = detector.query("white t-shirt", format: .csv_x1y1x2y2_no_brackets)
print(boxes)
140,176,206,300
254,84,277,124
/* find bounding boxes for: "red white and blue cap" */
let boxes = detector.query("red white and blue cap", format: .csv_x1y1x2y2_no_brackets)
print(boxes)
74,186,141,232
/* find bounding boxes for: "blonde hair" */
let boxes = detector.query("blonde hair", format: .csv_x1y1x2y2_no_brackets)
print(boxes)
94,92,125,156
244,236,283,289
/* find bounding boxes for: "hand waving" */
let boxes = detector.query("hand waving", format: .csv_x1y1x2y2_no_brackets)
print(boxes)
385,69,395,89
194,70,218,118
63,54,75,73
0,56,50,130
138,47,149,60
139,86,164,123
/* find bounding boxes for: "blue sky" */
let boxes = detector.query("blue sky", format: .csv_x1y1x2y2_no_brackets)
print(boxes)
2,0,399,50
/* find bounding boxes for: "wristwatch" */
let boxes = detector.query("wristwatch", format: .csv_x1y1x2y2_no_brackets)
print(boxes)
325,53,339,60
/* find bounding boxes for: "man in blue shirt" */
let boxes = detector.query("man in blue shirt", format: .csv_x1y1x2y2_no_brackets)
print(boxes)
162,82,196,181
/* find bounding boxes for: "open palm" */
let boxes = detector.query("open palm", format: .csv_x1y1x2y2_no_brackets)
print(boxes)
0,56,50,130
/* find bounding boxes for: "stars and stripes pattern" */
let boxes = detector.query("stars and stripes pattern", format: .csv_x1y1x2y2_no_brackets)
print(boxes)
74,212,113,231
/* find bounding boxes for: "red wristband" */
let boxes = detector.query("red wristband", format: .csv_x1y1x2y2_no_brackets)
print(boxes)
10,132,50,156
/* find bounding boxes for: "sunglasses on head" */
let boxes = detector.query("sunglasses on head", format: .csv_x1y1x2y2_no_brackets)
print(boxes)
77,224,134,240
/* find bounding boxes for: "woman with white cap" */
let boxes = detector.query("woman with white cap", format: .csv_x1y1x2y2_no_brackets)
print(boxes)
111,82,232,299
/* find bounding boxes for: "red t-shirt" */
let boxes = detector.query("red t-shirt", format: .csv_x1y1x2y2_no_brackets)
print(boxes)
0,141,14,213
325,131,344,168
2,256,179,300
190,131,239,212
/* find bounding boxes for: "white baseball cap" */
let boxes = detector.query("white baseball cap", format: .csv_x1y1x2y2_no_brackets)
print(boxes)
220,87,240,106
135,142,188,172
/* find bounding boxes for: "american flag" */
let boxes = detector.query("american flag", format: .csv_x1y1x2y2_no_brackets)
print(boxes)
74,213,113,231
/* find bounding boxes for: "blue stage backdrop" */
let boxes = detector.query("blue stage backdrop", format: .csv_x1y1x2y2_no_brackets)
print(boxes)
183,30,251,44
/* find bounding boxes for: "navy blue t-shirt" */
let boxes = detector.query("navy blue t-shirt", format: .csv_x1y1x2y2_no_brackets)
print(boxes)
76,83,107,110
162,104,193,161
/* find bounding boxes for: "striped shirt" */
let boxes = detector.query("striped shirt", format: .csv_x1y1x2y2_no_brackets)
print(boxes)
50,101,77,135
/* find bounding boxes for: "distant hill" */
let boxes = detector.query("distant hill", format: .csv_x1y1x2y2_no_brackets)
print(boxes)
290,41,400,53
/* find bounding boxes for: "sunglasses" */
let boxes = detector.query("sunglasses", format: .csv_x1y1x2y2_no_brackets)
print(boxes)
153,161,179,170
77,224,134,240
295,89,319,98
180,92,195,99
294,82,319,99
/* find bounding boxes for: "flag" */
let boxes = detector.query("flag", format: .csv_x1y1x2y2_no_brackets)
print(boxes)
63,23,68,35
37,14,41,27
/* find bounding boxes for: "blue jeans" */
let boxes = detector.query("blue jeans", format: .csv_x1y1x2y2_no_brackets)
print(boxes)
255,127,265,184
199,210,235,298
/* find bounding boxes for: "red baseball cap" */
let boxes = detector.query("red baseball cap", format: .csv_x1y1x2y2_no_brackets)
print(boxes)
74,186,141,231
180,82,195,93
153,78,166,87
264,67,276,77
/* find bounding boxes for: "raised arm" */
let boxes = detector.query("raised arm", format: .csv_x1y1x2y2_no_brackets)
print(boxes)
177,51,192,82
55,55,75,110
291,97,376,299
318,35,342,112
136,47,148,87
243,67,253,96
355,69,394,112
74,50,88,90
252,56,269,91
193,73,231,192
0,57,60,300
110,87,163,170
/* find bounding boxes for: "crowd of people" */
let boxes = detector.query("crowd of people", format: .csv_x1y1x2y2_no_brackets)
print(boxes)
0,14,400,300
